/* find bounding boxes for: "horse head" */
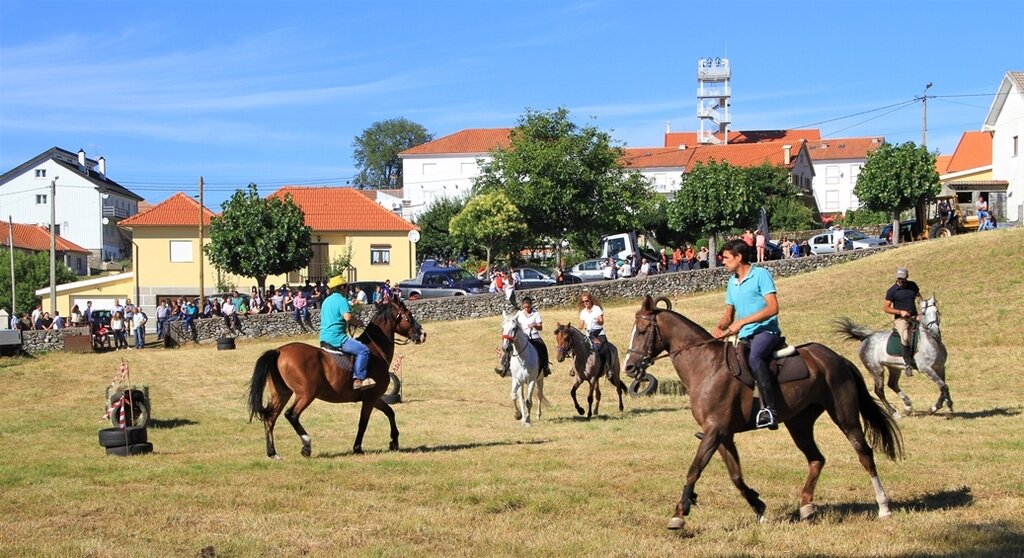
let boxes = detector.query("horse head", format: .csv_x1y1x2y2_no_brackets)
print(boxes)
553,322,572,362
381,298,426,344
500,311,519,353
623,295,664,379
920,295,941,338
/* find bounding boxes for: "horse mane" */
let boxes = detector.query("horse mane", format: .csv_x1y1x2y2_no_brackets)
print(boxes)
650,307,714,342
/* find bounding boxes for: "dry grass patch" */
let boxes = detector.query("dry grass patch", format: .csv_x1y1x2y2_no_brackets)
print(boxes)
1,228,1022,557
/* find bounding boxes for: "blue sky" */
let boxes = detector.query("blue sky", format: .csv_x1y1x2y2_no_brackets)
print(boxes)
1,0,1021,208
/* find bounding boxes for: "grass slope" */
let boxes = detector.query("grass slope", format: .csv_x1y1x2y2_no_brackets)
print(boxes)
1,228,1022,557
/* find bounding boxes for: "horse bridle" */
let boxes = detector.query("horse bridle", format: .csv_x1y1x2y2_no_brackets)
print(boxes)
920,299,941,331
625,312,724,375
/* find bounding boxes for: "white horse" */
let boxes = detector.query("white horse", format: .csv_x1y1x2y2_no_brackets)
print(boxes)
501,312,548,426
836,295,953,417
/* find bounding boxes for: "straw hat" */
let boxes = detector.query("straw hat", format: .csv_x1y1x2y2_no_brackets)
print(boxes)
327,275,347,289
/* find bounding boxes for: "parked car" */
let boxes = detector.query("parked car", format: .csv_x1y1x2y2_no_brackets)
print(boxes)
398,267,487,300
879,220,921,243
808,229,888,255
569,258,607,282
512,266,582,289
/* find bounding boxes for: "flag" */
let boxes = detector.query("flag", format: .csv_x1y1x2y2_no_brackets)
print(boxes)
389,355,403,375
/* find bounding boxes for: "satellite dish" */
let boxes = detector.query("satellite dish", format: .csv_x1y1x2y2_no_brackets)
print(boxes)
101,218,110,225
407,230,420,244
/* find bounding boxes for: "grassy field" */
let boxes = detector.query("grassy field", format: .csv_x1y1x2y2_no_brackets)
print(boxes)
2,228,1023,558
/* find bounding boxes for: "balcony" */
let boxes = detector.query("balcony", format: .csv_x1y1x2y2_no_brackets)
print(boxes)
103,206,129,219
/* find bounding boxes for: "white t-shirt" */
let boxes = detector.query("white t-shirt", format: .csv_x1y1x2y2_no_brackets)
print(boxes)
223,301,236,316
620,262,632,277
515,309,543,340
132,312,147,331
356,289,367,304
579,305,605,335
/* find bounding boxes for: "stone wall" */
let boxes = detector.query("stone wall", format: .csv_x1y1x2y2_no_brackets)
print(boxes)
15,246,890,353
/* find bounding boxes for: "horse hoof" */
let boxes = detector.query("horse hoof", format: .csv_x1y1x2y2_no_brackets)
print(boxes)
892,412,902,420
756,514,767,524
301,447,311,458
878,509,892,519
903,406,913,414
523,422,532,428
269,454,283,461
667,516,685,530
799,504,816,521
514,410,523,421
930,406,939,414
389,441,400,451
352,447,364,455
575,407,585,416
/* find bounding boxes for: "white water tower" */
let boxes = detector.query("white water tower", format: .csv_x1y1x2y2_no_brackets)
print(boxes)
697,57,732,144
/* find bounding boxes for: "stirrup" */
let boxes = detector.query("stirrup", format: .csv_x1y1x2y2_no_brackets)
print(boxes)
904,365,914,377
755,408,778,430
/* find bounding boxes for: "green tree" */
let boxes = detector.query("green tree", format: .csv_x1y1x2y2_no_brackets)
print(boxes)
323,243,354,279
473,108,656,254
204,184,313,292
666,160,761,266
449,191,526,268
415,197,470,262
0,249,77,316
853,141,940,245
745,163,814,232
844,207,891,227
352,118,433,188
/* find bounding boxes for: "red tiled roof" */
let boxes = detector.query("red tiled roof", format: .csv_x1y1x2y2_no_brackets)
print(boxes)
623,141,805,170
664,129,820,148
944,131,993,173
935,155,952,174
621,147,694,168
400,128,511,155
269,187,415,232
119,192,215,227
805,137,884,161
1,222,90,253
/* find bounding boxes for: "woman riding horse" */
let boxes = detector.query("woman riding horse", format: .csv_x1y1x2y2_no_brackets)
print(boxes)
248,297,425,458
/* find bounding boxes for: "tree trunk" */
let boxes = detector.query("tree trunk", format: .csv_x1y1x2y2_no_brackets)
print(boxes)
890,213,900,246
485,247,492,271
708,235,718,269
257,276,267,294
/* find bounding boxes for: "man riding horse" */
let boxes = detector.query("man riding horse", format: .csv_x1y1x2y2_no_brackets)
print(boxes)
884,267,921,377
711,239,782,430
320,275,375,391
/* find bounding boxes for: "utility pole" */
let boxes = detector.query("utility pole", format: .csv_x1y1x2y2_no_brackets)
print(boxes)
198,176,204,303
7,217,15,320
921,82,932,147
49,177,58,315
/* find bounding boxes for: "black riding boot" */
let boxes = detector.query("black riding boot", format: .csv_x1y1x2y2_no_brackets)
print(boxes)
494,349,511,377
902,345,916,377
752,363,779,430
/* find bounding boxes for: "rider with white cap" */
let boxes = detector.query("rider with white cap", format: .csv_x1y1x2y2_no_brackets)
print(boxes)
884,267,922,376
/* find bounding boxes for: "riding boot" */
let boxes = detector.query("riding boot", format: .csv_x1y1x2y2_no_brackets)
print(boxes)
901,345,916,377
752,364,779,430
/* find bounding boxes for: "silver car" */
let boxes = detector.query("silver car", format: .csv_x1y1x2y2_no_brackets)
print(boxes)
569,258,607,282
808,229,888,255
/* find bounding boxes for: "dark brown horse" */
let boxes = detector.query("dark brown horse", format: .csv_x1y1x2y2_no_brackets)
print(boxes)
247,298,425,458
622,295,902,530
552,323,629,418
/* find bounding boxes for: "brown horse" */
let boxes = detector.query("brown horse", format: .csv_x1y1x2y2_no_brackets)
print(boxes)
552,323,629,418
622,295,902,530
247,298,425,458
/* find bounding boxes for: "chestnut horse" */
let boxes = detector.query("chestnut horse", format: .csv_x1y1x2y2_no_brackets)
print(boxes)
552,323,629,418
247,298,425,458
622,295,902,530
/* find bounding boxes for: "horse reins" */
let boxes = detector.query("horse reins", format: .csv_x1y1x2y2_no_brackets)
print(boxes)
626,312,726,371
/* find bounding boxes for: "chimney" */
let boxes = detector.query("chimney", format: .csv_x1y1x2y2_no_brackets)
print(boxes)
782,144,792,165
98,156,106,176
665,122,671,133
78,149,86,169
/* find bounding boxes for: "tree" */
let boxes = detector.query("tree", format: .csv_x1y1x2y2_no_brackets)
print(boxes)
745,163,814,232
473,108,656,254
0,249,77,316
449,191,527,268
204,184,313,292
352,118,433,188
666,160,761,266
415,197,470,262
853,141,940,245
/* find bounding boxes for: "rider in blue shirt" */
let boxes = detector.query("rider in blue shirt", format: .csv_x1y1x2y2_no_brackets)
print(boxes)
713,239,783,430
320,275,374,390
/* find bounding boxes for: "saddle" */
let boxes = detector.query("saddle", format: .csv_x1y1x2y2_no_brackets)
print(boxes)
724,337,809,389
320,342,354,374
886,328,920,357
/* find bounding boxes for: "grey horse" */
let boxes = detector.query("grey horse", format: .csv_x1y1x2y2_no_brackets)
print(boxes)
835,296,953,417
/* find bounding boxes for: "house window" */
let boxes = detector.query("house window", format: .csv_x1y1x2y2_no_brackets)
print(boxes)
825,190,840,210
36,194,48,204
422,162,437,174
825,165,840,185
1014,135,1019,157
54,224,61,236
850,164,862,181
461,162,476,175
169,240,193,262
370,245,391,265
35,169,46,178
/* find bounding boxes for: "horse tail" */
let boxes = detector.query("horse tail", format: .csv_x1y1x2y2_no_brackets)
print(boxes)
248,349,280,423
833,316,876,342
848,358,904,461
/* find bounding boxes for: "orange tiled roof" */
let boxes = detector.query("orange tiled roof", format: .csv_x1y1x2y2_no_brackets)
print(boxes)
269,187,415,232
120,192,215,227
624,142,805,170
1,222,90,253
935,155,952,174
621,147,694,168
944,131,993,173
400,128,511,155
805,137,884,160
664,129,820,148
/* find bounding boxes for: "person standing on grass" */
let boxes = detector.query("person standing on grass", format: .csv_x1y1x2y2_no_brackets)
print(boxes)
132,308,148,349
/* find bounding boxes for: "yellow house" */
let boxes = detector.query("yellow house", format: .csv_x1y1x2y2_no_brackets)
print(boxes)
938,131,1009,220
117,188,417,314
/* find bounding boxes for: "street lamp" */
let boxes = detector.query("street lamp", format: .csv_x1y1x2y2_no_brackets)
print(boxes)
921,82,933,147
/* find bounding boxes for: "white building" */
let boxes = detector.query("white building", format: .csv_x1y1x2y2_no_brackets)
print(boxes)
983,71,1024,222
804,137,884,216
0,148,143,265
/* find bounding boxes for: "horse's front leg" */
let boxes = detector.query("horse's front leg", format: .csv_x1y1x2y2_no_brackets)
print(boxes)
523,380,536,427
917,364,951,413
511,379,523,421
283,397,313,458
570,376,585,416
352,399,374,455
886,366,913,415
372,398,400,451
716,435,767,521
593,377,603,417
668,427,724,530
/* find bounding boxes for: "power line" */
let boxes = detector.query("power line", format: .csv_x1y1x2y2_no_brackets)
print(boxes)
824,101,918,137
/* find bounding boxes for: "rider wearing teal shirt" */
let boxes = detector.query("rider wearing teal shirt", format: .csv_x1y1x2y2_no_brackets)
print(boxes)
320,275,374,390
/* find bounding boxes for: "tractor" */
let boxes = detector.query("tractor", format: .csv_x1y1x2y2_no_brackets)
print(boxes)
927,195,980,239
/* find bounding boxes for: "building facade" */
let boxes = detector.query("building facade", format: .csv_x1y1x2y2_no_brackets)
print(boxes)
983,71,1024,222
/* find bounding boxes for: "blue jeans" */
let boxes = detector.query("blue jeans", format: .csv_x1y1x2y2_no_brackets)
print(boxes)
746,331,781,386
341,338,371,380
294,307,309,323
134,327,145,348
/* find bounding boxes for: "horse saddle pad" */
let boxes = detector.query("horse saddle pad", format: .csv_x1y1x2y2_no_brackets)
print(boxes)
886,329,919,357
320,344,354,374
726,339,810,390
